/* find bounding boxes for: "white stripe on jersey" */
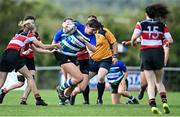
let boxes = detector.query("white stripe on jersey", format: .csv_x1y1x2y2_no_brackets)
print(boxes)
76,30,90,41
9,40,25,47
164,32,172,39
24,37,36,44
107,71,121,78
71,35,86,47
141,39,162,46
61,40,80,51
107,75,124,84
142,31,163,34
56,49,77,56
133,29,142,35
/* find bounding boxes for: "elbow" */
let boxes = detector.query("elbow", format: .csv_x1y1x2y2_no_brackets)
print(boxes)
169,40,173,44
168,38,174,44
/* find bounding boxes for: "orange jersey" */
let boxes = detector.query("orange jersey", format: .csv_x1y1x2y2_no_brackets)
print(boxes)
90,28,117,61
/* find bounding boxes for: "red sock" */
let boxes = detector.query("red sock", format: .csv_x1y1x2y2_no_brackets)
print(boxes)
34,93,41,101
160,92,167,103
149,98,156,107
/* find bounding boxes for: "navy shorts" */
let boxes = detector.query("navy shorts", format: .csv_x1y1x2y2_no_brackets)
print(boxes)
0,49,25,72
53,51,78,66
110,79,128,94
140,48,164,70
89,57,112,73
78,59,89,74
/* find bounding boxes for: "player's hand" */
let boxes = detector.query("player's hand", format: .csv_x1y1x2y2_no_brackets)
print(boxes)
22,50,30,55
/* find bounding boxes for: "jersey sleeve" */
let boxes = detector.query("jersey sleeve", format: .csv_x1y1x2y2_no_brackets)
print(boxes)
53,29,63,43
164,24,172,39
27,36,36,43
89,35,96,46
133,22,142,36
104,28,117,44
118,61,127,72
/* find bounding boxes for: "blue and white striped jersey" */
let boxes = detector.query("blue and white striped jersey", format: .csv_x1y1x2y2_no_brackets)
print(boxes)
107,60,127,84
53,21,96,56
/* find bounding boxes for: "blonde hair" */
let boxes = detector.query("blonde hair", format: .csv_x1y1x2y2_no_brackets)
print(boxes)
18,19,35,28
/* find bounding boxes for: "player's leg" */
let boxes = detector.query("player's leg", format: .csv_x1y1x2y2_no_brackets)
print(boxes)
155,69,170,114
0,72,8,104
78,59,90,104
110,83,120,104
138,71,147,100
112,93,120,104
57,63,83,105
96,67,108,104
118,79,139,104
96,59,112,105
20,58,37,105
70,73,89,105
0,74,25,104
18,65,47,106
81,74,90,104
20,70,36,105
144,70,161,114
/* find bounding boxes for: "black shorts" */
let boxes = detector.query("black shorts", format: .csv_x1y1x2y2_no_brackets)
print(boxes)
110,79,128,94
0,49,25,72
16,58,35,82
78,59,89,74
17,75,25,82
140,60,144,71
53,51,78,66
89,57,112,73
24,58,35,70
140,48,164,70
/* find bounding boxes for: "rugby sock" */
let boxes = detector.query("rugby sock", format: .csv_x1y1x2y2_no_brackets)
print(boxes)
60,79,73,91
160,92,167,103
34,93,42,101
149,98,157,107
97,82,105,100
83,85,90,103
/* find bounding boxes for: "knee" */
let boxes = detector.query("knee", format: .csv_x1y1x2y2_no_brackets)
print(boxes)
118,90,124,95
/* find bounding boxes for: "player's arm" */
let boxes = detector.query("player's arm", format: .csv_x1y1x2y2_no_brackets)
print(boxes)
78,36,96,52
31,44,53,54
163,40,170,66
131,22,142,47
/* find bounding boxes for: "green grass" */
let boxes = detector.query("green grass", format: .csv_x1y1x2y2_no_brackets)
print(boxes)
0,90,180,116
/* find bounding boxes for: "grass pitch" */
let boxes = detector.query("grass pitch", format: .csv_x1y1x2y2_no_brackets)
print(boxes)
0,90,180,116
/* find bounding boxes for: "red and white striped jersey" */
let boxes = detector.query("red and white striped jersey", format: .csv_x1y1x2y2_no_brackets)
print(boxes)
133,19,172,50
6,32,36,52
20,32,40,59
